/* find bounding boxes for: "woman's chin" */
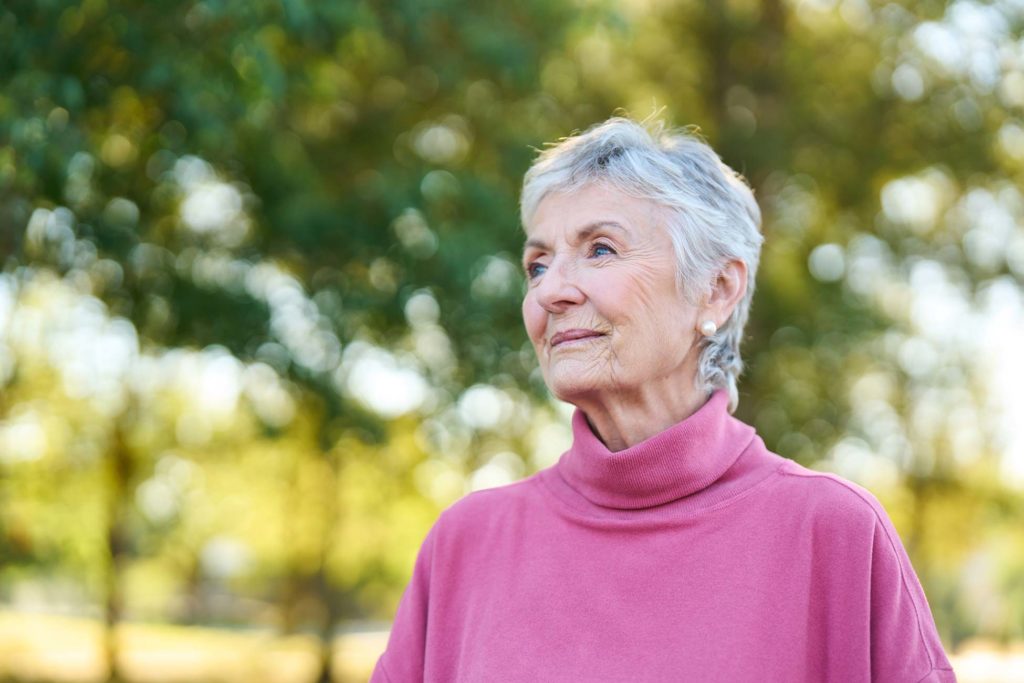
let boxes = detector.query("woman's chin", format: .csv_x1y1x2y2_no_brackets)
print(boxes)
545,372,610,404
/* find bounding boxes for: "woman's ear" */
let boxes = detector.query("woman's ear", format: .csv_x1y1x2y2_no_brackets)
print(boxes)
703,259,747,325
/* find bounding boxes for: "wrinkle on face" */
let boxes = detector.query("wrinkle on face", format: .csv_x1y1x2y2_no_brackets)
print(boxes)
521,183,702,409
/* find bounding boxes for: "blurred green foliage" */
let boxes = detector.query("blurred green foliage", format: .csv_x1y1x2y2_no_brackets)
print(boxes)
2,0,1024,679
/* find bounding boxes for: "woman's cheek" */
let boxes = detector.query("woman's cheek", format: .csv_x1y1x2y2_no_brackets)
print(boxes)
522,294,545,343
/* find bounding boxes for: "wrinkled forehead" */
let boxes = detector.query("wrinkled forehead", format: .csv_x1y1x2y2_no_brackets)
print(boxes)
523,184,669,244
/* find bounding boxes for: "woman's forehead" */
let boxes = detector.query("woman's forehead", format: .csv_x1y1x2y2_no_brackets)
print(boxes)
524,187,666,245
523,220,627,254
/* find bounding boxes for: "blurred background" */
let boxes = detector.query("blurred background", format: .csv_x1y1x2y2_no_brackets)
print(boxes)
1,0,1023,681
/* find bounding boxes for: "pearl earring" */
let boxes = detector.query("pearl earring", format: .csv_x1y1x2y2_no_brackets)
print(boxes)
699,320,717,337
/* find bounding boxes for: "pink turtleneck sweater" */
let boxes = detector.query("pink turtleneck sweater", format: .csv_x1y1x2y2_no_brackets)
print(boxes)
372,390,956,682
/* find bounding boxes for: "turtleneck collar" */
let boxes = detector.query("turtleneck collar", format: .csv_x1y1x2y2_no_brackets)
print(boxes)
555,390,757,510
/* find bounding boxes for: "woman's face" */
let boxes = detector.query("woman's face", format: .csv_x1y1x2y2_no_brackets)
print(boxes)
521,184,703,405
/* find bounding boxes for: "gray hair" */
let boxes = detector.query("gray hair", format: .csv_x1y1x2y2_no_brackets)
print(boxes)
520,116,763,413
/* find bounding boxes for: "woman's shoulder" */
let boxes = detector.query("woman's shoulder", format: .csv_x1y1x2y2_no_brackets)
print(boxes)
750,456,923,574
765,456,897,532
433,470,547,533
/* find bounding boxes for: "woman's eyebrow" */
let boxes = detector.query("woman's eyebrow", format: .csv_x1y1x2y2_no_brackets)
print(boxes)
576,220,627,242
523,238,547,255
522,221,627,255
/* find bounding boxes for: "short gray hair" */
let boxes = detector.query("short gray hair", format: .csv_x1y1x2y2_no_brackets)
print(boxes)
520,116,763,413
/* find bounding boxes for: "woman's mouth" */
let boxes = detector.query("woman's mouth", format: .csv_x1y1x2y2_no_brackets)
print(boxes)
550,329,605,347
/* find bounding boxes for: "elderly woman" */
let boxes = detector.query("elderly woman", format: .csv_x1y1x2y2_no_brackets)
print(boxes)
372,118,955,682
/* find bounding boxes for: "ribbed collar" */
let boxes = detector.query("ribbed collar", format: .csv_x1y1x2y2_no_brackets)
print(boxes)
555,390,757,510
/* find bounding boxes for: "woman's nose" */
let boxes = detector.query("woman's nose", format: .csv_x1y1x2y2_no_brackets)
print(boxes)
534,259,585,312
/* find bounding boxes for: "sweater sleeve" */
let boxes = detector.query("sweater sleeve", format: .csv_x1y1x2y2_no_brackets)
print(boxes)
371,521,439,683
869,507,956,682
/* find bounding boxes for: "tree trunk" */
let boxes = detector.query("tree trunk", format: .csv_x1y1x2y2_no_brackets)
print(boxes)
104,421,134,683
313,449,341,683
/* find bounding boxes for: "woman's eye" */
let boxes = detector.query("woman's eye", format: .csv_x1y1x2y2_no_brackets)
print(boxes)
591,243,615,257
527,263,547,279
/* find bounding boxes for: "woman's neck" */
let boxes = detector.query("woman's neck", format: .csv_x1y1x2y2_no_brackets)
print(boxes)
572,385,710,452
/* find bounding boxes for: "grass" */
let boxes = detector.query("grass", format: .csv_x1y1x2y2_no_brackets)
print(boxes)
1,610,1022,682
0,611,386,683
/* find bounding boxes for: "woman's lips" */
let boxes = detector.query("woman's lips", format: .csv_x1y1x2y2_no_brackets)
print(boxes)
550,329,605,347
